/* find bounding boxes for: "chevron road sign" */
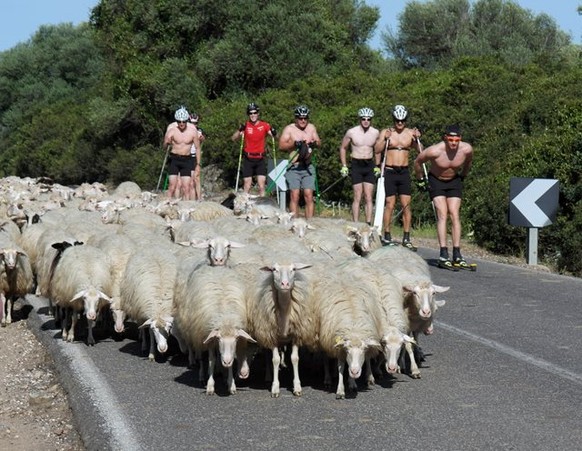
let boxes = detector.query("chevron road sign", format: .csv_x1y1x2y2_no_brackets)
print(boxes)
509,178,559,228
268,160,289,192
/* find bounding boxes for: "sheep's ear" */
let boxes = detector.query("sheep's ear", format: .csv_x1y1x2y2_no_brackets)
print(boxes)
434,285,450,293
365,338,381,348
403,334,416,344
403,285,415,293
307,224,316,230
228,241,246,249
236,329,257,344
138,319,153,329
70,289,88,303
294,263,312,271
203,329,221,344
334,336,345,348
259,265,273,272
176,241,191,247
190,240,210,249
98,291,112,303
435,300,446,308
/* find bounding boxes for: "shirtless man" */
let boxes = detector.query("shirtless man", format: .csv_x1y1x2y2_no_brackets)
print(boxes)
414,124,473,268
278,105,321,219
163,106,200,199
339,107,380,223
374,105,421,249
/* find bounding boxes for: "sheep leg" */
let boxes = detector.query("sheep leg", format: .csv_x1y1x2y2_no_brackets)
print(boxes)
139,328,148,355
264,349,273,382
405,341,421,379
291,344,302,396
206,349,216,395
148,328,156,361
323,357,333,388
270,347,281,398
0,293,6,326
68,311,78,343
87,318,96,346
61,308,70,341
336,357,346,399
227,365,236,395
197,349,206,383
365,356,375,386
5,296,15,325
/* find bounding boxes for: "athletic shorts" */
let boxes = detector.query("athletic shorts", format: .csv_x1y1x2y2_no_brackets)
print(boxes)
428,173,463,199
383,166,411,196
285,163,316,190
242,155,267,178
168,154,194,177
351,158,376,185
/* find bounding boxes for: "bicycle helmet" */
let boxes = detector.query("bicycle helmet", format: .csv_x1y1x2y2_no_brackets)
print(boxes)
392,105,408,121
294,105,310,118
189,113,199,124
358,107,374,118
247,102,260,114
174,106,189,122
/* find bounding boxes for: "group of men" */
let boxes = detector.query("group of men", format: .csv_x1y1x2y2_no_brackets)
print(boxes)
162,102,473,267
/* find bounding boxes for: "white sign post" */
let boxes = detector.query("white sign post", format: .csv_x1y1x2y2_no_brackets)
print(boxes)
268,160,288,210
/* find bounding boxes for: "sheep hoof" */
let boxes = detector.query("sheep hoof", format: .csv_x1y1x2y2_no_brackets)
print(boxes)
206,390,215,395
271,391,280,398
336,393,345,400
148,355,155,362
411,373,421,379
293,390,302,397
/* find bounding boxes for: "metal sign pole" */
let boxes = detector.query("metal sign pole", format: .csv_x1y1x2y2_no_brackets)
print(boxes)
526,228,538,265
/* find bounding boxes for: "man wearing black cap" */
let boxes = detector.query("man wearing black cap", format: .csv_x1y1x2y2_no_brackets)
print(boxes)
414,125,474,269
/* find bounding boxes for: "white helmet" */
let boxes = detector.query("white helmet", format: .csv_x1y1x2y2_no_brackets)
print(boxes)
392,105,408,121
358,107,374,118
174,106,189,122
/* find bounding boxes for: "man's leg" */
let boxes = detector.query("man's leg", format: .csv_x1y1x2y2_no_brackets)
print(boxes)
180,176,193,200
432,196,449,248
304,189,314,219
243,176,253,193
289,189,300,217
447,197,462,247
257,175,266,197
383,195,396,238
352,183,363,222
167,175,179,199
363,182,375,224
400,193,413,245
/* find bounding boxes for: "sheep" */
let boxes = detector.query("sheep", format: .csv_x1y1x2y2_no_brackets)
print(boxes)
0,219,23,242
50,245,113,345
239,258,314,397
347,223,383,256
92,233,138,334
119,246,178,361
177,236,246,267
182,200,234,222
173,265,256,395
0,237,34,326
171,220,217,244
367,245,449,377
314,269,383,399
113,181,142,198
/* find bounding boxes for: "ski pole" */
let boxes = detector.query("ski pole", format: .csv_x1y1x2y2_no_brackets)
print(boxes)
319,176,345,197
312,151,320,214
235,133,244,192
156,148,170,192
271,135,279,200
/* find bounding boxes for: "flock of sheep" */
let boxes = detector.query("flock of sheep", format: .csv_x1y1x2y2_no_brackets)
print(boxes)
0,176,449,399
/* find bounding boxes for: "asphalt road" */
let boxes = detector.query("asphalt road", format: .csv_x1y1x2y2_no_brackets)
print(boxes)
27,247,582,451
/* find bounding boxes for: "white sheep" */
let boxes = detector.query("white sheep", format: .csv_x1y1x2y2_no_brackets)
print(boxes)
177,236,246,267
313,269,383,399
173,265,256,395
367,245,449,377
120,246,178,361
0,237,34,326
239,258,314,397
50,244,113,345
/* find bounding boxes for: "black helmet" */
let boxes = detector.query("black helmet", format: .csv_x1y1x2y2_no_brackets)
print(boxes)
294,105,310,117
247,102,260,114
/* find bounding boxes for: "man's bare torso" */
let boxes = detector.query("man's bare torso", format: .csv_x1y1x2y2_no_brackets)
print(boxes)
429,141,472,180
346,125,379,160
384,128,416,166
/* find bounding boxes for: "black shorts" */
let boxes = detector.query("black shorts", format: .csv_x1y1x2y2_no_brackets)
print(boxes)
242,155,267,178
384,166,411,196
428,173,463,199
351,158,376,185
168,154,194,177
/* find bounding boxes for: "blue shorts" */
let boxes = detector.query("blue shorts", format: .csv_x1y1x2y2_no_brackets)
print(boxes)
285,163,316,190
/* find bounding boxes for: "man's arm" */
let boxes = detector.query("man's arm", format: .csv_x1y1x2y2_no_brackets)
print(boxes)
374,129,390,154
414,145,433,179
278,126,295,152
460,144,474,178
339,133,350,167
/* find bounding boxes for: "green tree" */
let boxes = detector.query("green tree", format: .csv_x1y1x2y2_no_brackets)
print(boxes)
383,0,571,69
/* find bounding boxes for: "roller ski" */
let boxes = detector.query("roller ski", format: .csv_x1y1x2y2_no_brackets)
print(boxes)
452,257,477,271
437,258,459,271
401,240,418,252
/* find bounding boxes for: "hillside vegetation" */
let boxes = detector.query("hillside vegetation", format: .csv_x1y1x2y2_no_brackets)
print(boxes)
0,0,580,275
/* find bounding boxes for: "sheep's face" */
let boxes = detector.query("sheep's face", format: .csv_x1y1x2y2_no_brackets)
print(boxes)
382,329,414,374
0,249,19,270
111,308,126,334
151,318,173,354
405,283,449,319
204,237,245,266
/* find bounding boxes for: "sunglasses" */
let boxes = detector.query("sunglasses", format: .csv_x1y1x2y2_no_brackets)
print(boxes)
297,116,308,121
177,120,187,124
446,136,461,142
248,111,258,115
360,117,371,122
395,119,406,124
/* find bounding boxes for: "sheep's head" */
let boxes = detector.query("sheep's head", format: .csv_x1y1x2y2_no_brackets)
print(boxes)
70,287,111,321
404,282,449,319
139,316,173,354
335,337,381,379
381,328,415,374
0,249,23,270
203,328,256,368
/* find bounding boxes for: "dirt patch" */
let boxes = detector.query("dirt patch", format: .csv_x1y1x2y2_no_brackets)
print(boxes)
0,305,84,451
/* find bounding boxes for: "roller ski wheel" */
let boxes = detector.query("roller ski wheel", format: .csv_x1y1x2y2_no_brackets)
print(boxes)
401,241,418,252
437,259,459,271
381,238,400,247
453,259,477,271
